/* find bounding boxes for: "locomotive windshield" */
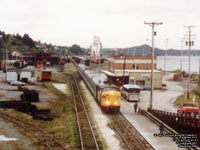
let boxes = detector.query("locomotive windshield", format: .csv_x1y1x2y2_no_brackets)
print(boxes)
102,86,120,92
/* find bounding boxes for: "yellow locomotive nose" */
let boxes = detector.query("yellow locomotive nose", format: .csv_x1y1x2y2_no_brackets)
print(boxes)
105,101,110,105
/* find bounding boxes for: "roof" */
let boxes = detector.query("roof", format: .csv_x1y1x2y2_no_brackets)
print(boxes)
115,69,161,73
101,70,129,76
7,69,34,73
123,84,141,89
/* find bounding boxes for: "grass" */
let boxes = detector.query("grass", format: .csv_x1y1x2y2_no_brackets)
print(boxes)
174,92,200,108
43,81,79,149
2,73,80,150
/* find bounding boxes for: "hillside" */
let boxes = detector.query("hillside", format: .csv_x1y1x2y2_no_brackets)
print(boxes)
0,31,39,59
0,31,86,59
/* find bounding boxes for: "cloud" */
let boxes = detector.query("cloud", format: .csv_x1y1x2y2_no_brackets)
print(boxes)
0,0,199,49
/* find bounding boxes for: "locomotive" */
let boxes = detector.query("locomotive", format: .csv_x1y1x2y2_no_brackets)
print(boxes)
75,63,121,113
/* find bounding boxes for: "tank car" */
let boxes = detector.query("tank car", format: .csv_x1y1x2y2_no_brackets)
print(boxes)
76,63,121,113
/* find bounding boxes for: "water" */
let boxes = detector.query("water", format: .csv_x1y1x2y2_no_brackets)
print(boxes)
157,56,200,73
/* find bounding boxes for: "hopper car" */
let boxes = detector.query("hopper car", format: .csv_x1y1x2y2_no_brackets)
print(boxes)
75,62,121,113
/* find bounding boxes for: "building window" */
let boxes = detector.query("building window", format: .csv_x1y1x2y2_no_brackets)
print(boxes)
133,64,139,69
145,64,149,70
130,80,134,84
136,80,145,86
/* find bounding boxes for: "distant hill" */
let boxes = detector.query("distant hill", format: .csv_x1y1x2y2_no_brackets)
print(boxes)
103,45,200,56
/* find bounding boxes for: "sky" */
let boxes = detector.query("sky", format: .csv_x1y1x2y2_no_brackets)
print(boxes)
0,0,200,49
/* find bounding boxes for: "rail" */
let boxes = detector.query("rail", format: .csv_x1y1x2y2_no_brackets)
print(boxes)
109,113,154,150
70,74,99,150
0,111,68,150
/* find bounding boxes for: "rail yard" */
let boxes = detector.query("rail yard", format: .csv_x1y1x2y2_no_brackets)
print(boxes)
0,57,199,150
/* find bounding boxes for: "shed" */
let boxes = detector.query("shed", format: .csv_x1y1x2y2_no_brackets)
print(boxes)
6,69,34,83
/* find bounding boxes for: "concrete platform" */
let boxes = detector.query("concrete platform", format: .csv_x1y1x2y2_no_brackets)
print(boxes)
120,99,188,150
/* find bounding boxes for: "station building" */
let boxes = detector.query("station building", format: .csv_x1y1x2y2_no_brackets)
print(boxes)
108,56,157,72
102,56,162,89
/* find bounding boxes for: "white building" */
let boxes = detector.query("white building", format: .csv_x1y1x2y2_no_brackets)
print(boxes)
90,36,102,57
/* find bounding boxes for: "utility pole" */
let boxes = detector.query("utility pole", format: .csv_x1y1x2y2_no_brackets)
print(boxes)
180,38,184,73
144,22,163,110
122,56,126,87
199,57,200,85
143,46,145,56
5,45,8,80
99,43,102,76
164,39,168,74
184,25,195,99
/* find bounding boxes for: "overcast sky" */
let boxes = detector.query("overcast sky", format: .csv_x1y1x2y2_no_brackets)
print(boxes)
0,0,199,49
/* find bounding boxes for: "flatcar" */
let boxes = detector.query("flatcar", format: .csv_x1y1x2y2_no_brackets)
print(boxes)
75,62,121,113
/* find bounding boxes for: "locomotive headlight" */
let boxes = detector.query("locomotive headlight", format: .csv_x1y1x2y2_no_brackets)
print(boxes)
114,101,118,105
105,101,110,105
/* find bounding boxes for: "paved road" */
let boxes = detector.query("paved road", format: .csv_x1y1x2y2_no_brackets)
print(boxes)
137,73,185,112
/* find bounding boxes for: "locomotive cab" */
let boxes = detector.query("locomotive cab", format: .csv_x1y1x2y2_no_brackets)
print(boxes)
100,85,121,113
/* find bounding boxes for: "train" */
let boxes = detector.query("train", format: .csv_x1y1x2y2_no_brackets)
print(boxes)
74,62,121,113
72,55,104,65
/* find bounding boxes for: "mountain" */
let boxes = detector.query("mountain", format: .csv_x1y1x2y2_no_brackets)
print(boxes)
103,45,200,56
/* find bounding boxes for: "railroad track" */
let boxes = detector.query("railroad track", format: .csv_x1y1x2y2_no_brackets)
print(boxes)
0,111,68,150
109,113,154,150
70,75,99,150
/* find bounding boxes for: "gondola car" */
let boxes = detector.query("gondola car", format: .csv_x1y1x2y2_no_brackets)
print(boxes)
75,63,121,113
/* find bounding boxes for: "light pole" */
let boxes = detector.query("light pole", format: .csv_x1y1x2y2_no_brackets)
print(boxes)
145,22,163,110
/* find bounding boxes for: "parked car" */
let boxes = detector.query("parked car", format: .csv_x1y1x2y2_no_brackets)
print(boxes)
10,81,26,86
143,85,151,90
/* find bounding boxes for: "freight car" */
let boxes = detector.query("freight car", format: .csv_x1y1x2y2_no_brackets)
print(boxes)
75,63,121,113
41,69,52,81
90,57,104,64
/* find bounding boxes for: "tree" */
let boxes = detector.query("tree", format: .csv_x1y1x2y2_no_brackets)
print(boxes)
69,44,84,55
22,34,35,47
